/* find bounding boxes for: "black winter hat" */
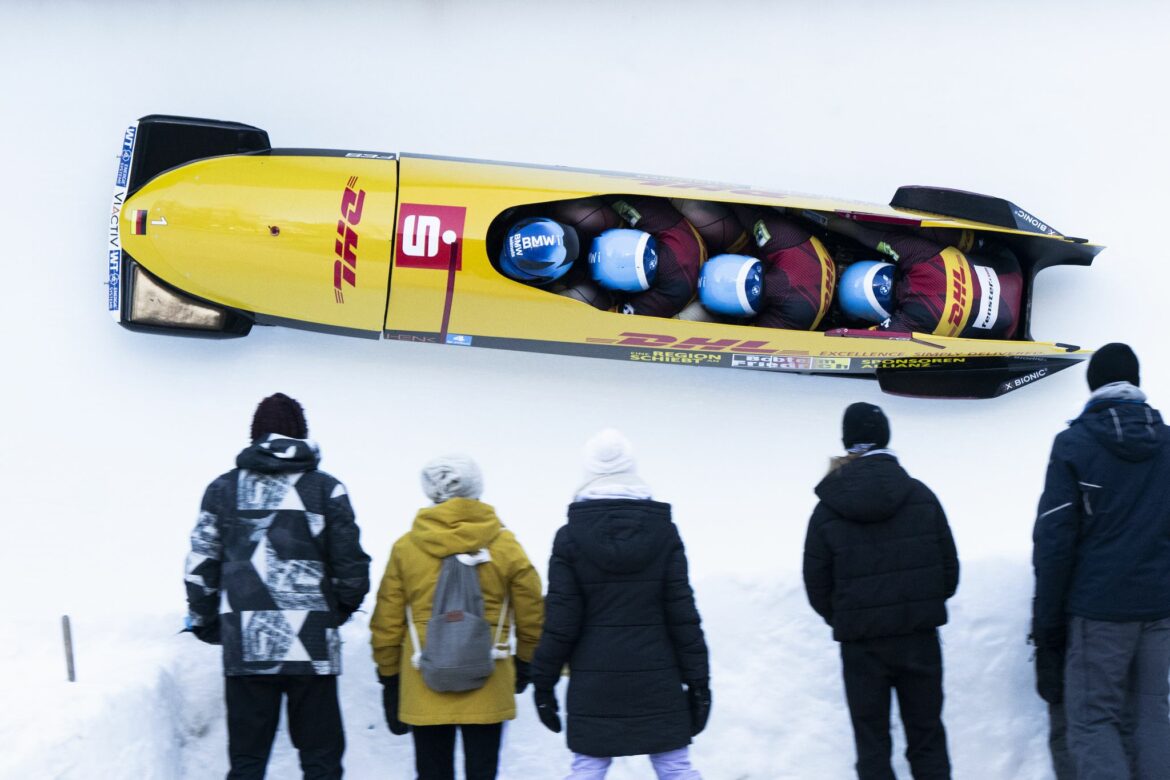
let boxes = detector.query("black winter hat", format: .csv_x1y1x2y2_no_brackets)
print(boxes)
842,402,890,450
1086,343,1140,391
251,393,308,442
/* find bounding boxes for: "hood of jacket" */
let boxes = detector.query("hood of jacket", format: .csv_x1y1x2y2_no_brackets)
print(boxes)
566,499,674,574
409,497,502,558
1074,401,1166,462
815,453,913,524
235,435,320,474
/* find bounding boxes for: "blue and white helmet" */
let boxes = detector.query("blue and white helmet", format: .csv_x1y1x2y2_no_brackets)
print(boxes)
698,254,764,318
589,229,658,292
499,218,579,284
838,261,895,323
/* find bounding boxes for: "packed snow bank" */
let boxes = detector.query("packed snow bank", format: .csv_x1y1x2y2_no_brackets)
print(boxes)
8,561,1055,779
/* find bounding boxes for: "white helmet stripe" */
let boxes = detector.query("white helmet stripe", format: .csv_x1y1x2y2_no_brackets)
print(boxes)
633,231,651,291
862,263,892,321
735,259,759,316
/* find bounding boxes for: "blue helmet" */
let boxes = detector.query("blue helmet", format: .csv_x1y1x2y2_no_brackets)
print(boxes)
589,229,658,292
838,261,895,323
698,254,764,317
499,218,579,284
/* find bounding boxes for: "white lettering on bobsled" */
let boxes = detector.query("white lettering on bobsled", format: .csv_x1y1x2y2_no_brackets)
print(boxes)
403,215,442,258
1014,209,1053,234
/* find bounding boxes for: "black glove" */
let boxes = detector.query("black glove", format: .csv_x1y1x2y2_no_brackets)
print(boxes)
1030,622,1067,705
379,675,410,735
1035,646,1064,704
184,617,221,645
513,658,531,694
687,685,712,736
533,688,562,733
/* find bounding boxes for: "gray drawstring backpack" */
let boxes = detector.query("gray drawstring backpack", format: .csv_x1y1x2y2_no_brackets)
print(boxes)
407,550,510,692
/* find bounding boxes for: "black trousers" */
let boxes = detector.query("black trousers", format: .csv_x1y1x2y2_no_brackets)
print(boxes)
840,632,951,780
411,723,503,780
224,674,345,780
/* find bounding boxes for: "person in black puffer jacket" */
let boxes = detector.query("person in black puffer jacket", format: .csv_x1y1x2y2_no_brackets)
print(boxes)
530,429,710,779
803,403,959,780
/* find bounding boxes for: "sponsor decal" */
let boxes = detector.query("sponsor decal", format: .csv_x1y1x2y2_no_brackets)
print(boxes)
611,200,642,227
971,265,1000,331
446,334,473,346
343,152,394,160
630,350,723,365
333,176,367,303
812,236,836,329
752,219,772,247
1014,208,1055,235
938,248,974,337
396,203,467,270
107,123,138,318
731,355,853,371
606,331,817,356
116,125,136,188
860,357,968,369
1001,367,1048,393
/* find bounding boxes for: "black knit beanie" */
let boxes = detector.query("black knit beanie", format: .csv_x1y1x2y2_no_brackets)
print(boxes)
1086,343,1140,391
250,393,308,442
842,402,890,450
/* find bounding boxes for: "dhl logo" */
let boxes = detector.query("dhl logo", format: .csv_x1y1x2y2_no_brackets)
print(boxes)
591,332,811,355
938,248,974,337
333,176,366,303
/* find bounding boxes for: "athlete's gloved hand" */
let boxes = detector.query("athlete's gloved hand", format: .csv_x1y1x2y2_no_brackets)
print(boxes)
379,675,410,735
533,688,562,733
687,684,712,736
513,658,532,694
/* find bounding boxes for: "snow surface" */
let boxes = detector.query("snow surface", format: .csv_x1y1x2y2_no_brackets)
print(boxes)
2,1,1168,778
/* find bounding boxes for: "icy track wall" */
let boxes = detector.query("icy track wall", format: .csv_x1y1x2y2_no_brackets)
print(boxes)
7,564,1052,780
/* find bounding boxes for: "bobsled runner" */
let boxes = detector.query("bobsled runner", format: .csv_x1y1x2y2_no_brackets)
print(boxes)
106,115,1103,399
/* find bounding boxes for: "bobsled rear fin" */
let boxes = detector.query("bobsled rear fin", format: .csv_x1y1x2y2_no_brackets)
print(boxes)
128,115,270,195
876,355,1084,399
891,186,1064,238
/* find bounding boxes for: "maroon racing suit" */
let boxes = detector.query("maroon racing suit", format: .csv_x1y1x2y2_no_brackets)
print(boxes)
875,228,1023,339
732,206,836,331
607,196,705,318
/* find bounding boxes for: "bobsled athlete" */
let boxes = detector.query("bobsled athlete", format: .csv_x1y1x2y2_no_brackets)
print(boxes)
497,197,622,288
675,200,836,330
818,214,1023,339
581,196,707,318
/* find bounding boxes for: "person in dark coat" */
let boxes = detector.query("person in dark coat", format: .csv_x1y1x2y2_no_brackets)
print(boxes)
803,403,959,780
1032,343,1170,780
530,429,710,779
184,393,371,780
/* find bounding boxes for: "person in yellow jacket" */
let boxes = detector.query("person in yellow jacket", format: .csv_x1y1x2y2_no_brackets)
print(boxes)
370,454,544,780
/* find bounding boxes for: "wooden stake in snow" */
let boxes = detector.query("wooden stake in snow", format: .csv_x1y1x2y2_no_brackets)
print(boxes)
62,615,76,682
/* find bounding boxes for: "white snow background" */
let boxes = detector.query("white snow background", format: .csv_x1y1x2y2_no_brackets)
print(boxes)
2,1,1168,778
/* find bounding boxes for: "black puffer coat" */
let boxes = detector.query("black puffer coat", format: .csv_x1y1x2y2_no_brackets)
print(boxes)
803,453,959,642
531,499,708,757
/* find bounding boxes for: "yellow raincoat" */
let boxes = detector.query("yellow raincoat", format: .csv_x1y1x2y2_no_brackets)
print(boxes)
370,498,543,725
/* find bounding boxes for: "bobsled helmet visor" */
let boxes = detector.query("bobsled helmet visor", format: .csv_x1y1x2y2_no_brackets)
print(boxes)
699,254,764,318
838,260,895,323
589,228,659,292
499,218,579,283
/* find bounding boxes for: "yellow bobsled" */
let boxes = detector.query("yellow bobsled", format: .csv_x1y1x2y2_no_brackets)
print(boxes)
107,115,1102,398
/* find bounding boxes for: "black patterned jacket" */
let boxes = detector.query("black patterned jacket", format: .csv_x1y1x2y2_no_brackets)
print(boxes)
185,435,371,676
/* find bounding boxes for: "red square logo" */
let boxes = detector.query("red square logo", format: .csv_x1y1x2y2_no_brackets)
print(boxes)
396,203,467,270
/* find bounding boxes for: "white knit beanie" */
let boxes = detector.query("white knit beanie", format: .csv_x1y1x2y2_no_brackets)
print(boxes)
582,428,636,477
420,454,483,503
